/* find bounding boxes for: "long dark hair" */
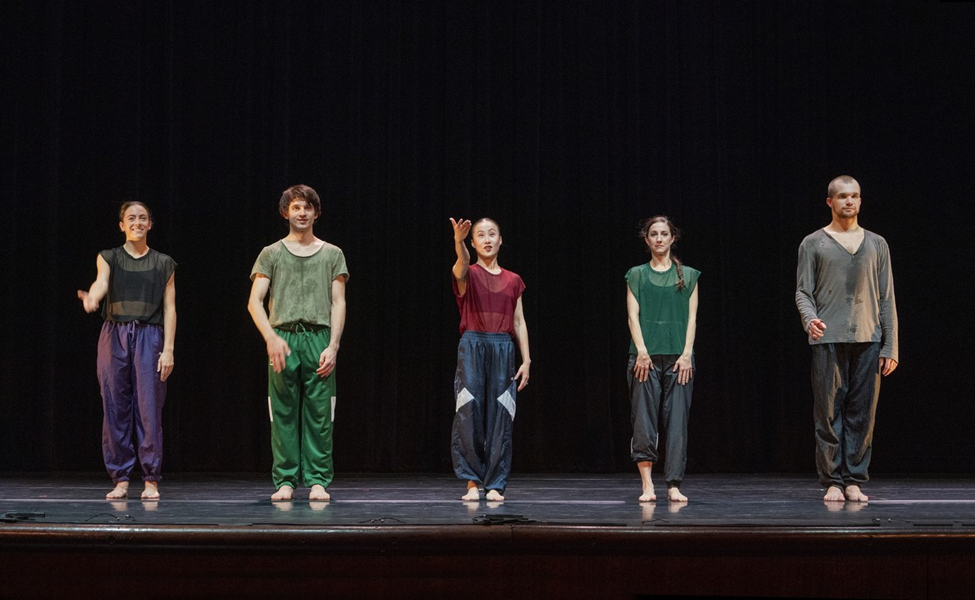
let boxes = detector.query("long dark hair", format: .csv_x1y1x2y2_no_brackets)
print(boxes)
639,215,685,292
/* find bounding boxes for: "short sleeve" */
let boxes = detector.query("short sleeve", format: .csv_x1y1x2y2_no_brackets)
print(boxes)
250,246,274,281
512,272,526,298
625,266,642,293
99,248,116,269
684,267,700,294
332,249,350,282
161,255,177,282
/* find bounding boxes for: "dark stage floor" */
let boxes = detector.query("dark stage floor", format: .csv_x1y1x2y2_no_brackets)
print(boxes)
3,473,975,598
2,472,974,529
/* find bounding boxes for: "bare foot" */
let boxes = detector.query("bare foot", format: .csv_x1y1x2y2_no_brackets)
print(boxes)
637,461,655,502
106,482,129,500
271,485,294,501
667,502,686,514
461,481,480,501
141,482,160,501
485,489,504,501
845,485,868,502
667,487,688,503
309,484,330,501
823,485,845,502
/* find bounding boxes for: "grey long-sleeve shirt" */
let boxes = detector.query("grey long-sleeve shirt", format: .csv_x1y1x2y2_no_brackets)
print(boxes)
795,228,898,362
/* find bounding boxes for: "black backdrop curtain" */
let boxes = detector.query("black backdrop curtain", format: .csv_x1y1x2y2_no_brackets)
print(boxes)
2,1,973,475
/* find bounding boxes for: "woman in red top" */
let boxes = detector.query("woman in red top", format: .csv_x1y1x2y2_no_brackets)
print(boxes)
449,217,531,501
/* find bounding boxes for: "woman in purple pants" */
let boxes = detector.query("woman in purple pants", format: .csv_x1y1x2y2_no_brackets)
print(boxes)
78,201,176,500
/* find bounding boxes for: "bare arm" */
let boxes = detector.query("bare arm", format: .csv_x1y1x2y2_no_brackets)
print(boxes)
626,285,652,382
157,273,176,381
674,284,699,385
77,254,111,312
450,218,472,296
512,295,531,391
317,276,347,378
247,274,291,373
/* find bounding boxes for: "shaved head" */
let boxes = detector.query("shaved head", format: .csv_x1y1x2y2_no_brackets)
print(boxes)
828,175,859,198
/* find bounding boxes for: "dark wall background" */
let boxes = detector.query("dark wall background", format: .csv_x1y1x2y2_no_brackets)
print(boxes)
2,1,973,476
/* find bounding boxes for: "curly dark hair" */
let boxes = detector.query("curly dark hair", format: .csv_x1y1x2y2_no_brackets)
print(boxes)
279,184,322,217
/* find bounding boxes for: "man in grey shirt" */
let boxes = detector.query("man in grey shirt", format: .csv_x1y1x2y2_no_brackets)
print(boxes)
796,175,898,503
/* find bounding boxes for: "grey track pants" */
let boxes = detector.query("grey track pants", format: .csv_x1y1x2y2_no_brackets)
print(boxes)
627,354,693,487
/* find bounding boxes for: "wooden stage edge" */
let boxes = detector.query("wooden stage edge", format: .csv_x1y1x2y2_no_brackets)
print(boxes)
3,523,975,598
4,472,975,598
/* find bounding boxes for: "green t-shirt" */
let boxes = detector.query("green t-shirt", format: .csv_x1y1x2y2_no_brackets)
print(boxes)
250,240,349,328
625,262,700,356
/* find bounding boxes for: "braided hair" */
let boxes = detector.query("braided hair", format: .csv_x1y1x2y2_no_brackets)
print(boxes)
639,215,686,292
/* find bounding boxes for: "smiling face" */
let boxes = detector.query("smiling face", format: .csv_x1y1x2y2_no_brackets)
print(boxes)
118,204,152,242
644,221,674,258
470,219,502,260
827,180,862,221
285,198,318,233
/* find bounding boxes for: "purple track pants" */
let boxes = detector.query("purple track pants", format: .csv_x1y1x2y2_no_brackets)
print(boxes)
96,320,166,482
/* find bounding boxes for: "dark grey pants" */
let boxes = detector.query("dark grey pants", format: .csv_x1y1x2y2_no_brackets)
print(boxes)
627,354,693,487
451,331,517,493
811,342,881,488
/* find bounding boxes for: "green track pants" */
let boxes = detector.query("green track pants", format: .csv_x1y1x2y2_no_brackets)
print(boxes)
268,326,335,490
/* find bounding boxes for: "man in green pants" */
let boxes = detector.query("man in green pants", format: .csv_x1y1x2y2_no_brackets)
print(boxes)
248,184,348,501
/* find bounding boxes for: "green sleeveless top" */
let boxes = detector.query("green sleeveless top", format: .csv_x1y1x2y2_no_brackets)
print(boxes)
625,262,700,356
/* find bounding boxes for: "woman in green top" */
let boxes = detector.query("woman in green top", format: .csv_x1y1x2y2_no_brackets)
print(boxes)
625,216,700,503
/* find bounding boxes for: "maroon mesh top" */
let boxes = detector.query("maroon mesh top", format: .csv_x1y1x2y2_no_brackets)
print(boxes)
452,264,526,336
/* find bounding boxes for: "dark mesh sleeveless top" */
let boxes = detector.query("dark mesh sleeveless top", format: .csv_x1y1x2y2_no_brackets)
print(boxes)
99,247,177,324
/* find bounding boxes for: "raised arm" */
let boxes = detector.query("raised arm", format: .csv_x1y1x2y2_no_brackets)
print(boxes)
450,218,472,296
156,273,177,381
512,295,531,391
626,285,652,382
77,254,111,313
317,275,347,378
248,274,290,373
674,284,699,385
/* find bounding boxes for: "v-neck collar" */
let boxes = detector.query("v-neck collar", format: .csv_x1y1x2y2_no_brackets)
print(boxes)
822,228,865,256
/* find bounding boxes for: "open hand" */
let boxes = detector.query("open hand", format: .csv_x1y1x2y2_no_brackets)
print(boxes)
673,354,693,385
633,351,652,383
450,218,472,242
